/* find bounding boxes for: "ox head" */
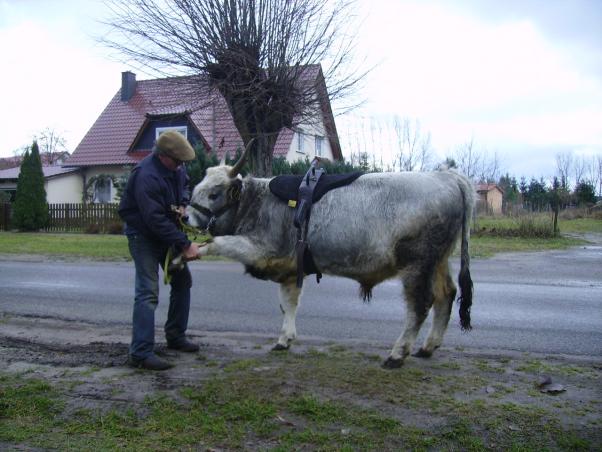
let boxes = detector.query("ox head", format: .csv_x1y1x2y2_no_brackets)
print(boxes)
186,140,253,234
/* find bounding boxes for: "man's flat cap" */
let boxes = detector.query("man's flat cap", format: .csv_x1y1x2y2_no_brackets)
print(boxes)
156,131,195,161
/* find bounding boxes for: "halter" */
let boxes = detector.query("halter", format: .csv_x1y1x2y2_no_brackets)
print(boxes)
189,181,242,235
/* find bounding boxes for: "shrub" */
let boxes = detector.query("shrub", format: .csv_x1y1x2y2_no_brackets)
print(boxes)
85,223,101,234
106,221,124,235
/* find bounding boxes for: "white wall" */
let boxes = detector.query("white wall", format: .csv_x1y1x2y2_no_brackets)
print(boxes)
45,173,82,203
285,118,334,163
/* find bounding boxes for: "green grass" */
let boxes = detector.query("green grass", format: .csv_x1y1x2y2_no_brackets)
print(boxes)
559,217,602,233
0,213,599,261
0,231,215,261
1,348,598,451
469,235,585,258
0,232,131,260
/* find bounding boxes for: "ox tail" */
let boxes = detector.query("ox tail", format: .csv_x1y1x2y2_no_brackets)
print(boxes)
457,182,474,331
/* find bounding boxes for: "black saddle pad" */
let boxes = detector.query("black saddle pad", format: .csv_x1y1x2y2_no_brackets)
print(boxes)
269,172,363,203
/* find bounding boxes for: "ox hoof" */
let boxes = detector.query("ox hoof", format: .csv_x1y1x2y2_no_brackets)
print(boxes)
382,357,404,369
413,348,433,358
271,343,290,352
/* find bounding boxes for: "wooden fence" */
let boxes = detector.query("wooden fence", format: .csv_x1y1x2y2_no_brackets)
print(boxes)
46,203,122,233
0,203,122,233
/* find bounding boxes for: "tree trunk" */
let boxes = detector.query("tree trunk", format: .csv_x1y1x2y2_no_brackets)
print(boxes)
249,134,275,177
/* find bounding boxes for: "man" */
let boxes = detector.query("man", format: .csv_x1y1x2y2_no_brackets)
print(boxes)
119,131,201,370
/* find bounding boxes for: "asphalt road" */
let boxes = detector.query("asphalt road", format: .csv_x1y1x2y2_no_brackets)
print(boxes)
1,243,601,358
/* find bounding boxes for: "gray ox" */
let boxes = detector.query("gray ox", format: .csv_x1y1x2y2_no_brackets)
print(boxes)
186,149,475,368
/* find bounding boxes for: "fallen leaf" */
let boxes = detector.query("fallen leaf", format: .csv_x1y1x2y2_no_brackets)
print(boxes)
275,415,294,426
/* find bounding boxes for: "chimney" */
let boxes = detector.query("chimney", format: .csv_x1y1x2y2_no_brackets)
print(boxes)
121,71,136,101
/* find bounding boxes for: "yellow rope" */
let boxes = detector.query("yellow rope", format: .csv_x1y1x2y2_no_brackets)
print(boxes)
163,247,173,285
163,217,213,285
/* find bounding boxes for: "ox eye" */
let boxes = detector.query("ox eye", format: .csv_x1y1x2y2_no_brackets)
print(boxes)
208,193,220,201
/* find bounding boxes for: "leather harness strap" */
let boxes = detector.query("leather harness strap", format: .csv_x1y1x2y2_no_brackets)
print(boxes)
294,159,325,288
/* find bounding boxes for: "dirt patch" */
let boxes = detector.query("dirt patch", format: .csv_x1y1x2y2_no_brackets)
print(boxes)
1,313,601,450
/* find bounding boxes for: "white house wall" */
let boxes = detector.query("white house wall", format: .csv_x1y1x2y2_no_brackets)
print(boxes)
45,173,82,203
285,119,334,163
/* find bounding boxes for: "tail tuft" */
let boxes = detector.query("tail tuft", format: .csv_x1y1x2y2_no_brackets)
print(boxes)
458,266,473,331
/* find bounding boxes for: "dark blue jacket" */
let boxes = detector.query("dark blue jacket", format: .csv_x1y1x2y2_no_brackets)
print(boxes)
119,153,191,252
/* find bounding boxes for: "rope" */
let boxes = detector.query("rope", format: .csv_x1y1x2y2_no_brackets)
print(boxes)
162,216,213,285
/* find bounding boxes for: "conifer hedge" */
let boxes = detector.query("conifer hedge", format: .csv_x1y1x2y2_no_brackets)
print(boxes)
12,141,49,231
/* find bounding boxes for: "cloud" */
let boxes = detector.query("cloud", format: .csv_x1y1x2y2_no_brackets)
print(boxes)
338,0,602,178
0,0,123,154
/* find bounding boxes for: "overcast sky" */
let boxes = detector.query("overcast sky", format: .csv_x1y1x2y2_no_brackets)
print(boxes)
1,0,600,180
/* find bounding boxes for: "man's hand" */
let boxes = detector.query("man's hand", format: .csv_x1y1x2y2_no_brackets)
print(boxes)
182,243,201,261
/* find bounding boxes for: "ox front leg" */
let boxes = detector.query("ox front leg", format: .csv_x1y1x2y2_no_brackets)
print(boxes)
383,271,433,369
273,280,302,351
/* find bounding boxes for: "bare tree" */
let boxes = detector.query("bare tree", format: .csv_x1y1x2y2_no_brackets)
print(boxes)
584,154,602,197
555,151,573,189
102,0,366,176
451,138,480,180
417,131,433,172
450,139,501,183
573,154,587,187
36,127,68,165
597,154,602,197
393,117,432,171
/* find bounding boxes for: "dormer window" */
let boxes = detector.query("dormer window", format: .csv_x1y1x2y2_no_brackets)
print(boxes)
156,126,187,140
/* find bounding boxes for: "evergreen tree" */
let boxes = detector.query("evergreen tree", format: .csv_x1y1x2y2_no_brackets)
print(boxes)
574,181,596,206
185,143,219,188
13,141,49,231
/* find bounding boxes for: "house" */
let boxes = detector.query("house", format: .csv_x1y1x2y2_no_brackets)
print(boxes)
0,151,70,170
476,183,504,215
0,166,81,203
64,67,342,203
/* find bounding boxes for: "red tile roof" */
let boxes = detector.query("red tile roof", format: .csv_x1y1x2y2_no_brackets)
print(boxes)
476,183,504,193
66,67,340,168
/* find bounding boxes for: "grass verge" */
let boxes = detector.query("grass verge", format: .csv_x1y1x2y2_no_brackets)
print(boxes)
1,347,599,451
0,224,597,261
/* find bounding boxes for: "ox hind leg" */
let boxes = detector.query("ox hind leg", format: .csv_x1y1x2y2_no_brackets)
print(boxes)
383,265,436,369
415,258,457,358
273,279,302,351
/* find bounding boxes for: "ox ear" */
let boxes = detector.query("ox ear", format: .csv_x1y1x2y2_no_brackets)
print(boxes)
229,138,255,178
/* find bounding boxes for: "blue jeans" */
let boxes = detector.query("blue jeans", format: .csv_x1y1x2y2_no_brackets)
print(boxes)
127,233,192,359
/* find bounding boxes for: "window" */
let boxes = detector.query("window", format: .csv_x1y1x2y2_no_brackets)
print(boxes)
315,136,324,157
156,126,187,140
297,129,305,153
94,177,111,203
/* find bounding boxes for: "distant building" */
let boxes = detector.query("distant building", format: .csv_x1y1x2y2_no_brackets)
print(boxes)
0,151,70,170
476,183,504,215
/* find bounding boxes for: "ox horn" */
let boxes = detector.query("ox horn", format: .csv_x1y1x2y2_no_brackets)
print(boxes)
229,138,255,177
